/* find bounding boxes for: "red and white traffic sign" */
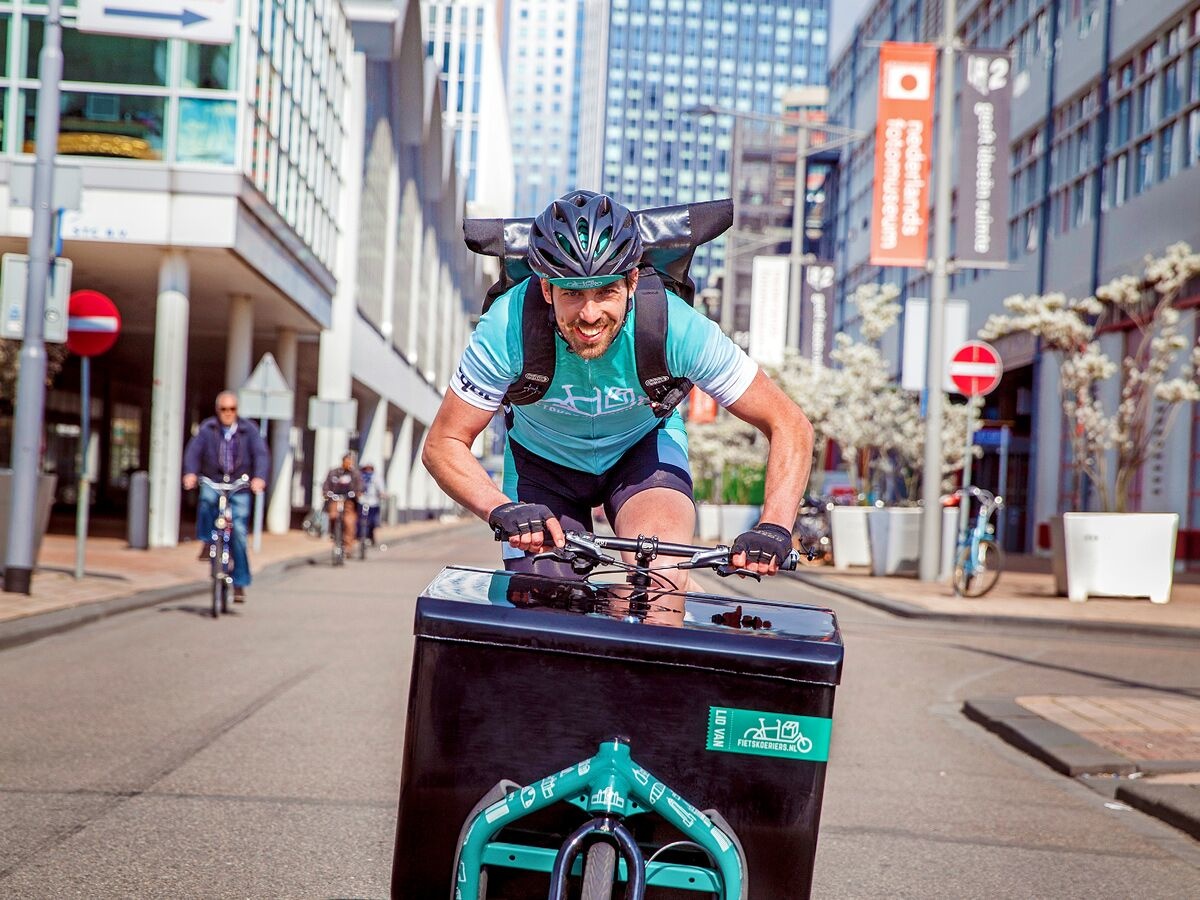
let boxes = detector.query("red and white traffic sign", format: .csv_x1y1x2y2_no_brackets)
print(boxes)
948,340,1002,397
66,290,121,357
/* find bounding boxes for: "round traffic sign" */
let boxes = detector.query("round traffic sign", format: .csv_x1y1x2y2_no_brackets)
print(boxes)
948,340,1002,397
66,290,121,357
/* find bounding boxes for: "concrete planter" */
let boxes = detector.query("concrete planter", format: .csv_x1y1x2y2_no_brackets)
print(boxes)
719,504,761,544
0,471,59,569
867,507,922,576
696,502,721,541
1059,512,1179,603
830,505,871,570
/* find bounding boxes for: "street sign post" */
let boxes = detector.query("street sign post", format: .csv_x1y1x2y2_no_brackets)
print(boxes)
240,354,295,551
67,290,121,580
948,340,1003,560
76,0,236,43
1,254,72,343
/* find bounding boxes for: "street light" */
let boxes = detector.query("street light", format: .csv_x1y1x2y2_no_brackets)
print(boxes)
685,95,865,346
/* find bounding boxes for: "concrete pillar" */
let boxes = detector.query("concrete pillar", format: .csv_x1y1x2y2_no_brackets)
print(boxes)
226,294,254,390
312,51,366,502
267,327,298,534
379,161,400,343
359,393,387,472
406,214,424,363
410,423,428,516
148,251,190,548
439,265,454,386
1032,354,1064,550
387,414,413,522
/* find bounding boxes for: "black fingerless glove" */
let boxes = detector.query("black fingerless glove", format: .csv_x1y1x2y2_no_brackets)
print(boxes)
731,522,793,565
487,501,556,541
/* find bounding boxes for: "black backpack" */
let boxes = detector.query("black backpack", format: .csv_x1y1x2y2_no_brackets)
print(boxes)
463,199,733,417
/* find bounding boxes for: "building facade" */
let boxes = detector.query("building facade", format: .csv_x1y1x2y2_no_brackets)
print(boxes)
421,0,515,215
502,0,585,215
826,0,1200,555
576,0,833,290
0,0,479,545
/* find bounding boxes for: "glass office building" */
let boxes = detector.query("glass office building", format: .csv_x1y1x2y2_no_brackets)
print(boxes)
578,0,831,289
503,0,585,215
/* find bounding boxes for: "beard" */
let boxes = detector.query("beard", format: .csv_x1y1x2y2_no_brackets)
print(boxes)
560,314,621,359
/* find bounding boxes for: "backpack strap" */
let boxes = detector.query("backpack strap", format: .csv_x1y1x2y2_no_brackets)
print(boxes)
633,269,693,419
504,278,556,407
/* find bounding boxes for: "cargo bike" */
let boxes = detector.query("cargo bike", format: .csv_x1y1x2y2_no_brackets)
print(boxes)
391,532,844,898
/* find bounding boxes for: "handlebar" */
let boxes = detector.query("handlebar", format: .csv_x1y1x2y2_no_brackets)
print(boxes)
535,531,801,581
199,475,251,494
325,491,356,500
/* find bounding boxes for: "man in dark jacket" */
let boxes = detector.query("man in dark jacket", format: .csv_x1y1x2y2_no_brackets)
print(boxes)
182,391,270,601
323,452,364,554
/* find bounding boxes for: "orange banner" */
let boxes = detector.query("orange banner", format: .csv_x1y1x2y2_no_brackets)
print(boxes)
870,42,937,267
687,386,718,424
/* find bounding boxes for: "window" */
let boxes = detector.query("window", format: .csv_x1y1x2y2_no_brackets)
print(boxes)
1135,138,1154,192
24,89,165,160
178,98,237,165
27,22,167,85
1160,123,1177,179
183,41,238,90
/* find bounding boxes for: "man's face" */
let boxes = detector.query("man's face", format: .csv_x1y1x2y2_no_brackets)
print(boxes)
542,270,638,360
215,394,238,427
342,455,353,470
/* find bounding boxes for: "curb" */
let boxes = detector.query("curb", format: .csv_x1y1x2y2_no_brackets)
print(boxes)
0,520,473,653
790,571,1200,640
963,697,1200,841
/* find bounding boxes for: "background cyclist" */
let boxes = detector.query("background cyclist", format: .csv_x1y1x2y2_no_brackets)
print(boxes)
181,390,269,602
323,452,364,556
423,190,814,597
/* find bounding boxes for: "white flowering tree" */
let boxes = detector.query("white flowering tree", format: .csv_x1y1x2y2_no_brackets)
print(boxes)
772,283,977,500
686,413,764,503
980,242,1200,513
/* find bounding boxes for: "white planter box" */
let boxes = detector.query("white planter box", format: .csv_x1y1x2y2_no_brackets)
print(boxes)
1061,512,1179,603
696,503,721,541
830,505,871,570
868,507,922,576
719,504,761,544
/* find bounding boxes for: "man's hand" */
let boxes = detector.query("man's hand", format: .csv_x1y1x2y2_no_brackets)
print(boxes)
251,478,267,494
182,473,198,491
488,501,565,554
731,522,793,576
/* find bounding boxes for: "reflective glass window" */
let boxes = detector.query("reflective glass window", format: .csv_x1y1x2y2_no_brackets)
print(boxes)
177,98,237,165
26,23,167,86
183,41,238,90
23,89,165,160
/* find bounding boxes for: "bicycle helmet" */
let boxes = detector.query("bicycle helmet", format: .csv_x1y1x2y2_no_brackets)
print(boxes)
527,190,643,289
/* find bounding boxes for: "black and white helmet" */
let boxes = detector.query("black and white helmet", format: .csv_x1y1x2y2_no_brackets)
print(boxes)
527,191,643,289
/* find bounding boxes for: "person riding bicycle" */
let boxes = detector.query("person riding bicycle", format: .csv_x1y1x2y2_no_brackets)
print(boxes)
182,391,269,602
423,190,814,595
358,463,383,546
323,452,364,555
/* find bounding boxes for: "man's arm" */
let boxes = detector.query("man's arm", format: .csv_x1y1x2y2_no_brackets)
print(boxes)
181,434,201,489
422,392,511,521
725,369,814,566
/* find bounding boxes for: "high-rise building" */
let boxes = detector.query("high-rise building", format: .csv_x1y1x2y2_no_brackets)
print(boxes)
577,0,833,290
825,0,1200,554
503,0,586,215
423,0,515,215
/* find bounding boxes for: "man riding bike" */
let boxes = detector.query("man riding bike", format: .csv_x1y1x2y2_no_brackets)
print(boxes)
423,190,813,599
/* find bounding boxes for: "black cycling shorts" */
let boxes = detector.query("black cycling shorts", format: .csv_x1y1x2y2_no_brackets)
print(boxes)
502,424,693,572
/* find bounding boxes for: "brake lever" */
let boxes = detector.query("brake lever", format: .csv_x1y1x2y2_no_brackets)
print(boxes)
714,565,763,581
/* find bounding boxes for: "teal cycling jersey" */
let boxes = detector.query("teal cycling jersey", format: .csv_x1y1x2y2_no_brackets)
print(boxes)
451,278,758,475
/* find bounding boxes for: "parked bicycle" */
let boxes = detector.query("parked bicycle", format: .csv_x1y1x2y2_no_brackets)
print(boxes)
792,496,832,567
199,475,251,618
951,486,1005,597
325,491,354,566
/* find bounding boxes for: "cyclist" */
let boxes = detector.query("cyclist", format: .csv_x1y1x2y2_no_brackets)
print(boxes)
423,190,814,594
182,391,269,602
323,452,364,556
358,462,383,547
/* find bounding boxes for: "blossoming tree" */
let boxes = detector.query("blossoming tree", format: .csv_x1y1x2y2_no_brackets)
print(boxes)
979,242,1200,513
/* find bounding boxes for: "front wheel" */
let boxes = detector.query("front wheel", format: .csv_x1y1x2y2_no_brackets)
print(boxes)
580,841,617,900
331,520,344,567
210,577,222,618
953,539,1003,597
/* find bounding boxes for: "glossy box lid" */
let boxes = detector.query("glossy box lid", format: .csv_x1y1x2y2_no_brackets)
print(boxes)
416,566,843,686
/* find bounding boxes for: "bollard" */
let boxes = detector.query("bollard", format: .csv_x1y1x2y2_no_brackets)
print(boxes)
127,470,150,549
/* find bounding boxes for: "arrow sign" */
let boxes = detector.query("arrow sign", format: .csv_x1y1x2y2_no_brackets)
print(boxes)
103,6,209,27
77,0,235,44
948,340,1003,397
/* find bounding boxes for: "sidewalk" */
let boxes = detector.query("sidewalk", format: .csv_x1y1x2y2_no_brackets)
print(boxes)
790,558,1200,843
791,554,1200,638
0,517,470,649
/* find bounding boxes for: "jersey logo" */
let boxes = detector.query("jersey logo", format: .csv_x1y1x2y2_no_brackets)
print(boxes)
457,366,502,403
539,384,647,418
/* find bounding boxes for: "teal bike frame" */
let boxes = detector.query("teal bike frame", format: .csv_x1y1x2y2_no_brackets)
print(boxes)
454,738,745,899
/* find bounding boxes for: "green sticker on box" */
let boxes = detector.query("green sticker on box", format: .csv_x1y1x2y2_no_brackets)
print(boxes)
706,706,831,762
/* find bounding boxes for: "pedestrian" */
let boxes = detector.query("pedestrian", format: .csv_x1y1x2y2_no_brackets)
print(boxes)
358,463,383,546
182,391,270,602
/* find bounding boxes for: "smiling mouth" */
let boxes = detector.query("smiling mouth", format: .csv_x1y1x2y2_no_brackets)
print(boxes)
573,322,609,341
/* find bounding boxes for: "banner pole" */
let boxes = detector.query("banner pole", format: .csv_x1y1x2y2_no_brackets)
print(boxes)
918,0,958,582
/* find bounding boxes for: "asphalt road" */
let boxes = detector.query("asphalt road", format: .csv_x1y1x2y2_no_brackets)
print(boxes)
1,527,1198,898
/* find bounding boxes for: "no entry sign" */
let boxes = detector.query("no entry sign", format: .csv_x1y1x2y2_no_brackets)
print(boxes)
66,290,121,357
948,340,1002,397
